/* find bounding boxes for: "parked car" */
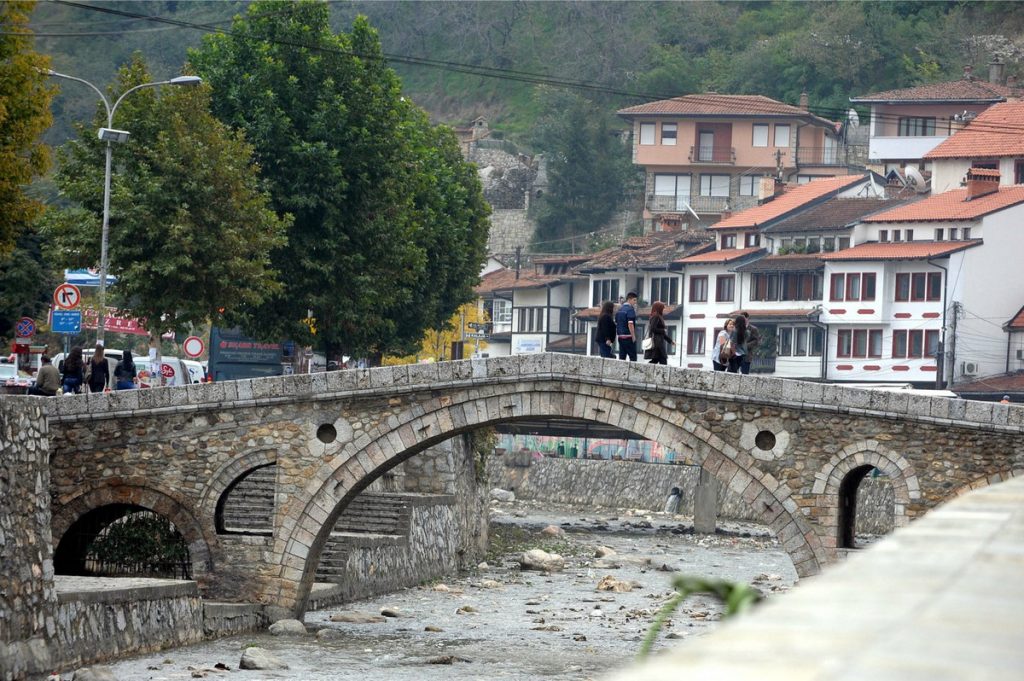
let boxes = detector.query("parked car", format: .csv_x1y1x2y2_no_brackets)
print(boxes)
182,359,205,384
0,363,34,394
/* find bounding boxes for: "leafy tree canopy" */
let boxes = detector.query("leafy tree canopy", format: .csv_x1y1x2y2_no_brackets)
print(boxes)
0,0,53,257
0,227,58,342
189,1,489,359
41,55,288,336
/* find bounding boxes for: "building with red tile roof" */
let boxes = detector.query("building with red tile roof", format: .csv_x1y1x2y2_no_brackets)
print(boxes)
711,175,876,230
861,186,1024,223
820,241,980,261
850,64,1020,176
920,102,1024,192
617,93,852,229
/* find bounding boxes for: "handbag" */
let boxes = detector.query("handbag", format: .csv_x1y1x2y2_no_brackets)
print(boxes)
641,322,654,351
719,340,735,362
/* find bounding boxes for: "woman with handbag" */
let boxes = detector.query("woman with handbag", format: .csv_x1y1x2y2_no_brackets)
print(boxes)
85,343,110,393
713,318,735,371
596,301,617,358
644,301,675,365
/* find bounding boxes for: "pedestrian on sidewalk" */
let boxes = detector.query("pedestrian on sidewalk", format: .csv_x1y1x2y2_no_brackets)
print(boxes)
615,291,639,361
738,311,760,375
727,315,749,374
85,343,110,393
644,301,675,365
114,349,138,390
61,346,85,394
712,319,735,371
596,300,616,358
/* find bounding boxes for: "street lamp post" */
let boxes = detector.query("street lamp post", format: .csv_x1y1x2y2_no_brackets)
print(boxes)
44,70,201,343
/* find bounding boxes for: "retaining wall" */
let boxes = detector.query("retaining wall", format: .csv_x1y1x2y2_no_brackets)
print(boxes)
487,455,895,534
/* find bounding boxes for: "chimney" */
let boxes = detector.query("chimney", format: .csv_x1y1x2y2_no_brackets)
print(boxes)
964,64,974,80
989,60,1006,85
798,91,809,111
965,168,1000,200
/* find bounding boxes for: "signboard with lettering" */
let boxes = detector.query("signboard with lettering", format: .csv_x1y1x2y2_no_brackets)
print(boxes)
207,327,284,381
51,310,82,334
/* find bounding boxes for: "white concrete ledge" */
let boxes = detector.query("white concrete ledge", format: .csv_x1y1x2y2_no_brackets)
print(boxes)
606,475,1024,681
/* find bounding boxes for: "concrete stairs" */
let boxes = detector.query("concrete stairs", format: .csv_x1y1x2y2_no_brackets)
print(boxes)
217,465,412,582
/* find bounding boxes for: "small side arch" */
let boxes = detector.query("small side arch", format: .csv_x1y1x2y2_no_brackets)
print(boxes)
812,441,920,550
51,485,213,581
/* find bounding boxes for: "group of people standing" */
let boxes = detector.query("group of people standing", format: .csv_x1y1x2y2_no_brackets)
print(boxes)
595,294,759,373
27,344,138,397
595,291,676,365
712,312,761,374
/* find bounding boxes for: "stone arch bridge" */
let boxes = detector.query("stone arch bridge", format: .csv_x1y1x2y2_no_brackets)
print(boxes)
43,354,1024,618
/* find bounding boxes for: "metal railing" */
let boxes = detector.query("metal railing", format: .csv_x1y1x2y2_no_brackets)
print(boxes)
795,146,845,166
646,194,760,215
689,145,736,164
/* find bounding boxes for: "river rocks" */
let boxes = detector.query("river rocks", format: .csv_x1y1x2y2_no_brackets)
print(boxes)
424,625,443,632
595,546,616,557
72,667,119,681
594,558,622,569
381,607,402,618
519,548,565,571
316,628,344,640
477,561,489,569
596,575,640,592
490,488,516,502
268,619,306,635
541,524,563,536
239,647,289,670
330,612,386,624
455,605,478,615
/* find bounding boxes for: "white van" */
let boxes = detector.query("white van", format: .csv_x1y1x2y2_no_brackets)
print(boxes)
182,359,205,384
53,348,189,389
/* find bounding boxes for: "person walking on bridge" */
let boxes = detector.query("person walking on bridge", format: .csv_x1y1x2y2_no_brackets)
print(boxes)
615,291,639,361
645,301,675,365
596,300,616,358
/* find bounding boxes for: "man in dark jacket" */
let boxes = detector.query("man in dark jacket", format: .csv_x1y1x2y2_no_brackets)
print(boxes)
615,292,639,361
29,356,60,396
739,311,760,375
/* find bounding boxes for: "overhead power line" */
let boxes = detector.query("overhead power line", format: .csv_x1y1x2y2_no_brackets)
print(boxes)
22,0,1024,138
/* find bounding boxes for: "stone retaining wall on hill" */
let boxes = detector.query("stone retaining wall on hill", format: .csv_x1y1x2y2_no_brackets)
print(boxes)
487,455,895,534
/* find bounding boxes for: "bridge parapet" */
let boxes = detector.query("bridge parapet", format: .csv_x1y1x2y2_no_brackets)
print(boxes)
39,354,1024,433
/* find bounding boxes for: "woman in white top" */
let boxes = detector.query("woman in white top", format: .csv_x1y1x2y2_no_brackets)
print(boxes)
712,318,735,372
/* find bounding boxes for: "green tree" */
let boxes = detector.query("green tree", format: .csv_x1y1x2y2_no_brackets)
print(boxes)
0,228,58,341
0,0,54,257
530,91,637,253
190,1,489,360
42,55,288,336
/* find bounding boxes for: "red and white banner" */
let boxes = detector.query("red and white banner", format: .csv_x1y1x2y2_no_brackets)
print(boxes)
79,308,173,339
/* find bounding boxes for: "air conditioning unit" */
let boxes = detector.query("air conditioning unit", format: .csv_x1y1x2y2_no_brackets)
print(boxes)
961,361,980,376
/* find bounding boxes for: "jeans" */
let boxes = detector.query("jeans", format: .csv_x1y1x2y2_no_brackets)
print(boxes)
598,342,615,358
618,338,637,361
727,355,744,373
739,359,752,375
712,361,727,372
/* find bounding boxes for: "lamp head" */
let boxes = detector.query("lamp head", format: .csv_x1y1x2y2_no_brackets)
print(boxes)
169,76,202,86
98,128,130,143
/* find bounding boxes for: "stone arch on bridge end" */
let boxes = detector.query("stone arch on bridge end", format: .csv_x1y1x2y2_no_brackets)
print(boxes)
812,441,920,551
199,448,278,534
51,484,214,583
269,380,828,617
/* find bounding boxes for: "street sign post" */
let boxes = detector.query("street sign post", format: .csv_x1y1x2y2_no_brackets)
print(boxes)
182,336,205,358
465,332,489,339
15,317,35,338
53,283,82,310
51,310,82,334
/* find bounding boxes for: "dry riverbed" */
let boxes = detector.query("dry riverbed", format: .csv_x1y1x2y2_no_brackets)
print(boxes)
105,500,797,680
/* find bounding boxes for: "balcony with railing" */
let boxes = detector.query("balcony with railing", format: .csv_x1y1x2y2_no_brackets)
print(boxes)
795,146,846,167
646,193,760,215
689,145,736,164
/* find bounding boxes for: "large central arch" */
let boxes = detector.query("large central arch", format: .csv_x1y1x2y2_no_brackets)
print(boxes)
262,379,827,616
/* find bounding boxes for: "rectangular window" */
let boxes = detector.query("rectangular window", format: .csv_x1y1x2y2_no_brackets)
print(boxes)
868,329,883,358
839,237,851,250
794,327,809,356
699,174,730,197
661,122,677,145
806,237,820,253
895,273,910,302
911,273,927,301
893,330,908,358
811,328,824,356
934,228,944,241
640,123,656,145
927,272,942,301
774,124,790,147
687,329,705,355
823,237,835,252
517,307,545,333
716,275,735,302
752,124,769,147
893,230,902,242
898,117,936,136
949,227,958,240
778,328,793,356
698,131,715,161
689,275,708,303
722,234,737,249
852,329,868,357
909,330,923,358
1017,160,1024,184
862,272,876,301
492,299,512,324
745,232,761,247
830,273,845,301
837,329,852,358
962,227,971,239
738,175,757,196
592,279,620,307
905,229,914,241
879,230,889,243
653,174,692,210
650,277,679,305
925,330,940,357
846,273,861,302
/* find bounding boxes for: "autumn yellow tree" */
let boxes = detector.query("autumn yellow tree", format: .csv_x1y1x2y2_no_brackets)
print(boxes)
384,302,489,365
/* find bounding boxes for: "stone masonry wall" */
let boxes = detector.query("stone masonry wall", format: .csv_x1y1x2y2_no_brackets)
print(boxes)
1,399,58,681
487,456,895,534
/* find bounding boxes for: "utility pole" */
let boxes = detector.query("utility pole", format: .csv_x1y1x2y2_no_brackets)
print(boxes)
515,246,522,280
948,302,960,387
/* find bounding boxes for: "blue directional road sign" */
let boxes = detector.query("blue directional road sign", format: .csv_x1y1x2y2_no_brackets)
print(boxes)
52,310,82,334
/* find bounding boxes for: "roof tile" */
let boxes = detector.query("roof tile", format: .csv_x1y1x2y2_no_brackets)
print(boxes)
618,93,838,128
763,197,909,234
711,175,869,229
925,102,1024,159
734,254,824,273
677,246,764,264
851,78,1016,103
862,186,1024,222
1006,305,1024,330
820,241,981,261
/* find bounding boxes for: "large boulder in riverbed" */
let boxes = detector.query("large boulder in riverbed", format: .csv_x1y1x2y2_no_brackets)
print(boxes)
268,618,307,635
72,667,118,681
519,548,565,571
239,647,289,670
490,488,515,502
